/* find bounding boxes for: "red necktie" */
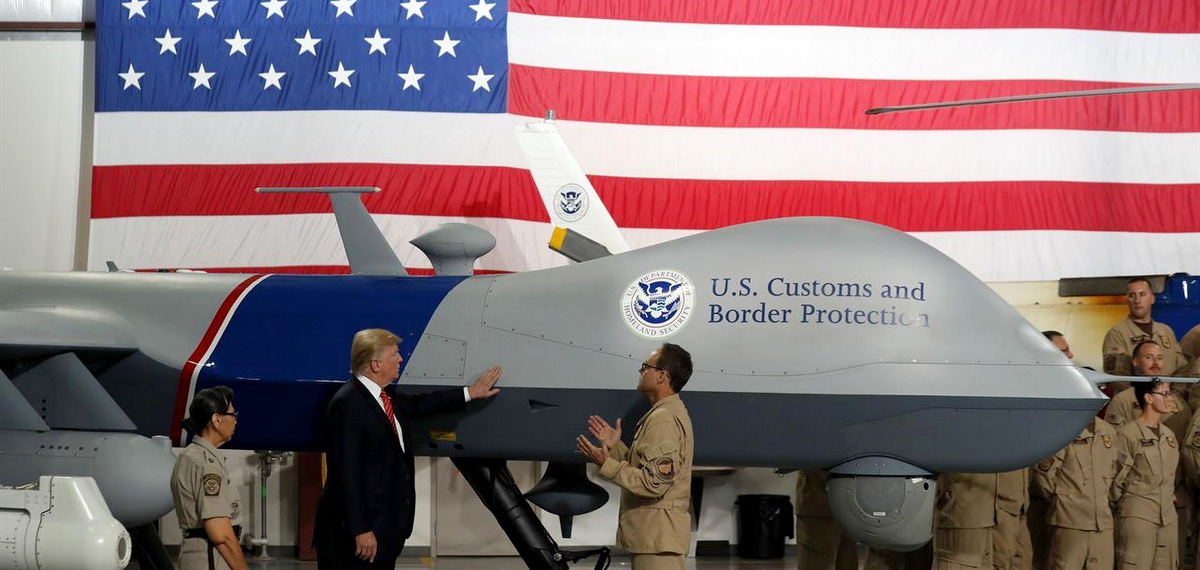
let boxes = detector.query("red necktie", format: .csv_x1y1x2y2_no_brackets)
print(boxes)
380,393,398,437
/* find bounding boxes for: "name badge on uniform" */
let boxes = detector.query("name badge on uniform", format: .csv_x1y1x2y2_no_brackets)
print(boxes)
1141,439,1156,447
1102,435,1112,448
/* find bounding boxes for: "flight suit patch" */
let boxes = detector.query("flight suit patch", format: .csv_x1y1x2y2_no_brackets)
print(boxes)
1037,458,1053,472
1103,435,1112,448
654,457,676,481
203,473,222,497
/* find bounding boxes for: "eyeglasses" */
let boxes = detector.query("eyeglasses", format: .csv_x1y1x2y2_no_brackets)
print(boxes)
1148,392,1173,399
639,362,663,373
216,411,240,419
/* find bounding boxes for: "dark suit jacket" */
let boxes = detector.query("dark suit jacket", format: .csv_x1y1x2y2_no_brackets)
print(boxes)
314,377,465,562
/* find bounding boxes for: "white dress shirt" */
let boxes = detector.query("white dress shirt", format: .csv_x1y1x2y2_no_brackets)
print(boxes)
355,375,470,452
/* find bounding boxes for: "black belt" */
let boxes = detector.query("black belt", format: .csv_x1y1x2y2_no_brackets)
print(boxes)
183,525,241,540
184,526,241,570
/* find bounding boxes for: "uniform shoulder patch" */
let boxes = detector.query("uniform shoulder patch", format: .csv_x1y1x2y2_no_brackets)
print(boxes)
202,473,222,497
654,457,676,481
1192,433,1200,448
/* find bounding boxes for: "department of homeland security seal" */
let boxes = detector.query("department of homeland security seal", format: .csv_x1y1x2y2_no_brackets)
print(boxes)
621,269,695,338
553,183,588,222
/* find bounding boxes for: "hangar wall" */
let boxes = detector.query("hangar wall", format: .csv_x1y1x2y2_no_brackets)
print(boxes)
0,35,91,271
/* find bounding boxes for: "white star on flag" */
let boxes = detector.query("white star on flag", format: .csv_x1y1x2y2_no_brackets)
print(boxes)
225,30,252,56
364,30,392,55
122,0,148,19
118,63,145,90
468,0,496,21
259,64,286,90
188,63,216,89
468,66,494,92
398,65,424,91
434,31,460,57
328,62,355,88
330,0,356,18
399,0,425,19
191,0,218,19
260,0,286,19
155,29,182,54
295,30,321,55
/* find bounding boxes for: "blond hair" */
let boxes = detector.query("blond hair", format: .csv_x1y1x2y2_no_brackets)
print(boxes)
351,328,401,375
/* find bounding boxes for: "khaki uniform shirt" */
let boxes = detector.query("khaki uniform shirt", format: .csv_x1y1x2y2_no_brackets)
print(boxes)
1102,318,1187,376
937,472,998,529
1178,413,1200,494
796,470,833,517
996,468,1029,516
1104,388,1192,510
599,393,694,554
170,436,242,531
1112,420,1178,525
1033,418,1119,531
1182,325,1200,380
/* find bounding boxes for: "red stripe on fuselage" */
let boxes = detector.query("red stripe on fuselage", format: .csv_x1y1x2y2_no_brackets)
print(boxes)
171,274,268,445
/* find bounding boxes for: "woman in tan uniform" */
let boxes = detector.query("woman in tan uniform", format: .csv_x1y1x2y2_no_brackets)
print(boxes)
170,386,248,570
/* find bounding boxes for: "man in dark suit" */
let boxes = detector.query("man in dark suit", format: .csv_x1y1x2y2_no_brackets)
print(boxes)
315,328,502,569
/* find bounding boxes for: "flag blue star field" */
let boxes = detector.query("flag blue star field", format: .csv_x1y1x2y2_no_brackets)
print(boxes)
92,0,1200,280
96,0,507,112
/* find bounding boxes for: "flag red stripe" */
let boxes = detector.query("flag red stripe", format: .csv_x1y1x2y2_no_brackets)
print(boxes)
93,164,1200,233
511,0,1200,32
509,66,1200,131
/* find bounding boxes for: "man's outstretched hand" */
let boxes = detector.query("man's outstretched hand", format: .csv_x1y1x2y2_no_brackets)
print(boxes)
468,365,502,400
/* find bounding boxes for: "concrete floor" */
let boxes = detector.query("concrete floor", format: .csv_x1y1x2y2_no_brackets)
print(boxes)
133,554,799,569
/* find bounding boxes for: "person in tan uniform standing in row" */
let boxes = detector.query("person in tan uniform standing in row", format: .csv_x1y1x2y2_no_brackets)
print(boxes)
935,472,999,570
1105,340,1194,569
796,470,857,570
170,386,248,570
1103,277,1188,381
995,469,1033,570
1177,389,1200,570
580,343,694,570
1034,413,1121,570
1113,377,1181,570
793,472,907,570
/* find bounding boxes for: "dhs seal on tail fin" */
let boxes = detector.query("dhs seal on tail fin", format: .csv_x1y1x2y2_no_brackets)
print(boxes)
622,270,695,338
553,184,588,222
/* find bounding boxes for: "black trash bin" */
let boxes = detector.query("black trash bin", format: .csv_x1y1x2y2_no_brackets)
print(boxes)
736,494,795,559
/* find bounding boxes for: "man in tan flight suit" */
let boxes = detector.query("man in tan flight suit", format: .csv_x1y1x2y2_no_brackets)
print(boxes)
1105,340,1194,568
935,472,999,570
1177,395,1200,570
795,471,909,570
1103,277,1187,380
796,470,857,570
995,469,1033,570
1033,416,1121,570
579,343,694,570
1112,378,1181,570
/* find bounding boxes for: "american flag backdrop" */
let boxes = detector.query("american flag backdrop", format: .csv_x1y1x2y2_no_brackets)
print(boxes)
92,0,1200,281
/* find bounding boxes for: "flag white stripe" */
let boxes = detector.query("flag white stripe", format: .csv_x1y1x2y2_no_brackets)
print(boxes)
93,113,1200,184
89,215,1200,282
508,13,1200,83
